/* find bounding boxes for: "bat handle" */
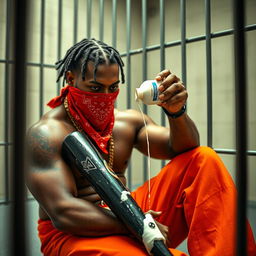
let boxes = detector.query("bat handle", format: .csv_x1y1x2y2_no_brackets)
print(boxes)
151,240,173,256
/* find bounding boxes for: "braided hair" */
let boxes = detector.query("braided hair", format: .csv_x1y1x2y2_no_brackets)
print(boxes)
56,38,125,86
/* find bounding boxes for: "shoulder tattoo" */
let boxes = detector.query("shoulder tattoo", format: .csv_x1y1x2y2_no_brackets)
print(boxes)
27,128,59,168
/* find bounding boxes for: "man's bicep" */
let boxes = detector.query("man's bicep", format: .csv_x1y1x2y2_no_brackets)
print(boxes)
27,160,76,200
26,125,60,168
26,157,78,221
26,126,77,211
135,123,174,159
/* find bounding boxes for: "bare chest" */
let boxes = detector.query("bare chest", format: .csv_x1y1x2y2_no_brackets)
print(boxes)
74,120,136,188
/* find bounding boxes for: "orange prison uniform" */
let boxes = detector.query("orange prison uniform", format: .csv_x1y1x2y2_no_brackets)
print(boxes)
38,146,256,256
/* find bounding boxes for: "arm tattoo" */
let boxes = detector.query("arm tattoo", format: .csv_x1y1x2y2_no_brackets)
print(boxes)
27,129,59,169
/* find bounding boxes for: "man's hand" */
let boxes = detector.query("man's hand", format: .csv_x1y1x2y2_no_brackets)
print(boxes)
156,69,187,114
146,210,171,247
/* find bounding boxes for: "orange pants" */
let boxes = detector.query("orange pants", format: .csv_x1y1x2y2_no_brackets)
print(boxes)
38,146,256,255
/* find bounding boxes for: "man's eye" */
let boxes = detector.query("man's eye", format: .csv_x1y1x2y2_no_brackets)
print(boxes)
110,85,119,91
90,86,101,91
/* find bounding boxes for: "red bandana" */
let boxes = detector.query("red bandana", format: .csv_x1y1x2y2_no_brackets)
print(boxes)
47,85,119,154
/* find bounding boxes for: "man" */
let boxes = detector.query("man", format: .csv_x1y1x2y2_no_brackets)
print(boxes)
26,38,256,256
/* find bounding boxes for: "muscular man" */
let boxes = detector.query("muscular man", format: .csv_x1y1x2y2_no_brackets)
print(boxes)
26,38,256,256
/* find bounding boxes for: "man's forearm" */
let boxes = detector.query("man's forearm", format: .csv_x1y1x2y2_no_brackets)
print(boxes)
168,113,200,154
51,197,129,237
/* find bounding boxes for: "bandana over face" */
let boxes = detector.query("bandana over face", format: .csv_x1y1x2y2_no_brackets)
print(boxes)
47,85,119,154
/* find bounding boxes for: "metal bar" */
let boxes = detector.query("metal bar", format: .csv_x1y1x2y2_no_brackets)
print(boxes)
160,0,165,72
112,0,117,48
214,149,256,156
160,0,166,167
180,0,187,86
142,0,147,84
25,62,55,68
126,0,132,189
39,0,45,117
248,200,256,208
0,196,35,205
0,142,13,146
117,24,256,57
112,0,117,108
205,0,213,147
0,24,255,63
234,0,247,254
0,59,10,63
57,0,62,93
0,199,8,204
11,0,28,254
142,0,148,182
126,0,131,110
0,23,255,63
99,0,104,41
160,0,165,126
4,0,12,204
87,0,92,38
74,0,78,44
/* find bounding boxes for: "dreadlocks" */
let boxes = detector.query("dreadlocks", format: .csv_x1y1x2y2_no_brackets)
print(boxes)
56,38,125,86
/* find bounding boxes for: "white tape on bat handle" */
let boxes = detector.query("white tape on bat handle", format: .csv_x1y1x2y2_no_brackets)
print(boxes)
142,213,166,255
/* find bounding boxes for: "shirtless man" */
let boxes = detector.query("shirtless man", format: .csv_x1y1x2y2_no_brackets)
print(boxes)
26,38,256,256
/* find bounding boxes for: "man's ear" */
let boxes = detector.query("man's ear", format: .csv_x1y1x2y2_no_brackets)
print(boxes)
65,71,75,86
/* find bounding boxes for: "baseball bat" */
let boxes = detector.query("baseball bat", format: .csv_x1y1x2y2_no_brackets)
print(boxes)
62,131,173,256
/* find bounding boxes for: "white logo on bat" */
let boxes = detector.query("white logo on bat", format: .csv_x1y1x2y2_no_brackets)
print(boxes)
81,157,97,171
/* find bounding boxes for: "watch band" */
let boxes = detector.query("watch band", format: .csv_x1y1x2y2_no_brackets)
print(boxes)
162,105,186,119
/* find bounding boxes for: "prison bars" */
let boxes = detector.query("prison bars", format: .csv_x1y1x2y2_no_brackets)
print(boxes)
3,0,12,206
11,0,28,255
1,1,255,255
234,0,248,254
160,0,166,168
142,0,149,181
1,0,255,194
205,0,213,148
57,0,63,94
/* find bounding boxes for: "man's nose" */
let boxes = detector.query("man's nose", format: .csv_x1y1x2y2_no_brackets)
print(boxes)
103,87,111,93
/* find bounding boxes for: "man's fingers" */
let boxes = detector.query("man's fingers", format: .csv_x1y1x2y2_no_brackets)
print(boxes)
146,210,162,217
156,69,172,82
158,75,181,93
154,221,171,246
159,83,186,101
160,91,187,105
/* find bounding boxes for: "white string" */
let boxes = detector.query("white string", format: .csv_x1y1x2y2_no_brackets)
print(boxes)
136,102,151,210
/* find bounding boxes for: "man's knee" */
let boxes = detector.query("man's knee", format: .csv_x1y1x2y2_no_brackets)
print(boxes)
173,146,218,163
189,146,217,158
173,146,232,179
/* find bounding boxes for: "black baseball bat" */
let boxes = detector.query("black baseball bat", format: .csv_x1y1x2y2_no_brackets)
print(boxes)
62,131,173,256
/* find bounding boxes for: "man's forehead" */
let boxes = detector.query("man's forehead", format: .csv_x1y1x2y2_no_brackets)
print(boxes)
80,62,119,81
86,62,119,74
87,61,119,70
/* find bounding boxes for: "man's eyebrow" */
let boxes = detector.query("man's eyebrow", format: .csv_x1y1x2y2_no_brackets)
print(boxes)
89,80,120,87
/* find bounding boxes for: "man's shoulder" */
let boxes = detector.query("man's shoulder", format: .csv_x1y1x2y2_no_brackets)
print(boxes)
115,108,143,123
27,106,74,147
115,108,154,127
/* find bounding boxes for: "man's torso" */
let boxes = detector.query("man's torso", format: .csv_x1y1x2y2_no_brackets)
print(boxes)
36,104,143,219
